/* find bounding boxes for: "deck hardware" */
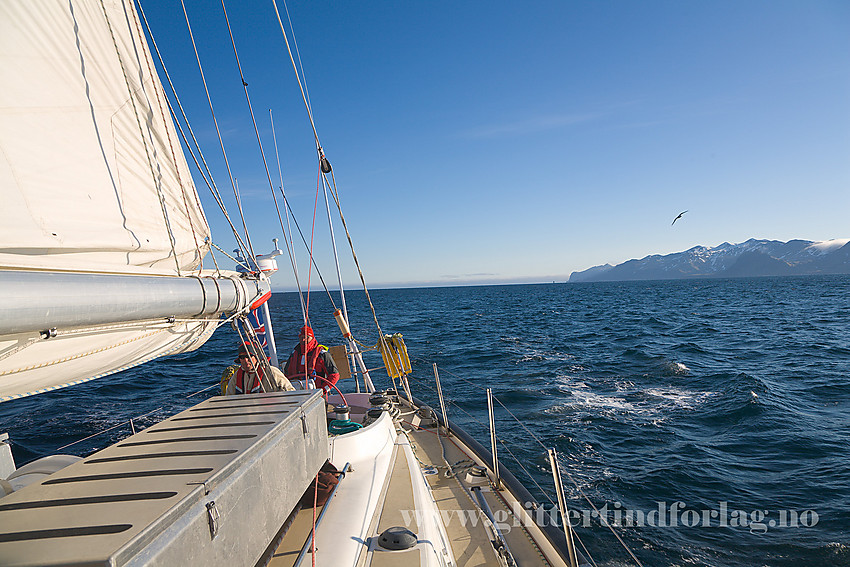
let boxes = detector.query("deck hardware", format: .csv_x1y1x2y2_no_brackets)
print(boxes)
300,411,308,437
377,526,418,550
39,328,57,339
206,501,219,539
384,389,399,403
471,486,516,566
369,393,389,407
464,465,488,485
432,364,450,436
366,408,385,419
293,463,351,567
548,448,580,567
187,481,211,495
333,405,350,421
486,388,501,490
416,405,437,427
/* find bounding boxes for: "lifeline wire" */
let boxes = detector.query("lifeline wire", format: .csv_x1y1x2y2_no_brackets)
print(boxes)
414,364,643,567
411,380,599,567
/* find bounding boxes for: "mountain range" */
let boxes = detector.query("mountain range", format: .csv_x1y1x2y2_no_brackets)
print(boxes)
569,238,850,282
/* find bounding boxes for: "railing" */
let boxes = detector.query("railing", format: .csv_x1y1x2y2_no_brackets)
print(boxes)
11,353,645,566
14,383,221,464
411,362,646,567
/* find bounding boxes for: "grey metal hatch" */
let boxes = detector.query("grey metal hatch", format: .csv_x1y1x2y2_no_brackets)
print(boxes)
0,390,328,567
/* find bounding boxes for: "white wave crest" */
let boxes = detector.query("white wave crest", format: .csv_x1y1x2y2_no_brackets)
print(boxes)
644,388,715,409
671,362,690,375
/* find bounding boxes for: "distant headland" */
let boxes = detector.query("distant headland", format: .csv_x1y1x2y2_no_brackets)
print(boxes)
569,238,850,283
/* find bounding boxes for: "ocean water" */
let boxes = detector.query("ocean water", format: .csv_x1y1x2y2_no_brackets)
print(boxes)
1,275,848,566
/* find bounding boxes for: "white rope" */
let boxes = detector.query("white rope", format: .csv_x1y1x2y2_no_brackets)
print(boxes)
209,241,251,272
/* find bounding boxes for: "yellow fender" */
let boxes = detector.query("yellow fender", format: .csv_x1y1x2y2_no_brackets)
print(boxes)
379,333,411,379
390,334,411,374
221,365,238,395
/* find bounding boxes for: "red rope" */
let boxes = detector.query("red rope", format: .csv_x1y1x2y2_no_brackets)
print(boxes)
329,383,348,407
311,470,319,566
305,166,321,319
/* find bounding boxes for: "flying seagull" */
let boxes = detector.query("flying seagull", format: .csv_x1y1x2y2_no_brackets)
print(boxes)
671,210,688,225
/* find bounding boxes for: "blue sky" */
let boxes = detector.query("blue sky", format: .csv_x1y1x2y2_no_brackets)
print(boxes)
142,0,850,289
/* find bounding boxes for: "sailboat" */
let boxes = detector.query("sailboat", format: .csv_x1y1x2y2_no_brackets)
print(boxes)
0,1,603,565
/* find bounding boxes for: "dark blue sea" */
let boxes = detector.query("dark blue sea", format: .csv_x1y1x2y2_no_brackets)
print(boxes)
1,275,848,566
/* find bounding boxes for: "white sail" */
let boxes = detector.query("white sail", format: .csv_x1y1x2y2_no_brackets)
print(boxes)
0,0,266,401
0,0,209,275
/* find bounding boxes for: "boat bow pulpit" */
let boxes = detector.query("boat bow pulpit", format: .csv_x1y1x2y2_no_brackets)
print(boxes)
0,390,327,567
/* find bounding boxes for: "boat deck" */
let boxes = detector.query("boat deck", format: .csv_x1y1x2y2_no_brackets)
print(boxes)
265,393,572,567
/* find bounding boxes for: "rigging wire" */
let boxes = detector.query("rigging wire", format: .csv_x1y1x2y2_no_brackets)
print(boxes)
233,317,276,392
270,110,308,323
136,0,254,264
305,167,322,322
324,168,388,347
232,179,254,270
221,0,307,303
271,0,389,354
271,0,393,392
279,191,337,310
179,0,258,269
271,0,321,154
320,171,353,346
128,0,204,273
139,7,616,560
280,0,313,118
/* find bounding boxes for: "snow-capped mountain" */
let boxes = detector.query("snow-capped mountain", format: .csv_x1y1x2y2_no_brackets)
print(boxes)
569,238,850,282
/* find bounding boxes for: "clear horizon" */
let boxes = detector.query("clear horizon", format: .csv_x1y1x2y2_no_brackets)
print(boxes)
265,236,850,291
141,1,850,291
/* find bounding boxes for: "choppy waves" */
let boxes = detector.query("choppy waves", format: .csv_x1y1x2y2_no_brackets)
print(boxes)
1,275,848,566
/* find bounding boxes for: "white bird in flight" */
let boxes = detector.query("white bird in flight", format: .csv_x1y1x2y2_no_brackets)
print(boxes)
671,210,688,225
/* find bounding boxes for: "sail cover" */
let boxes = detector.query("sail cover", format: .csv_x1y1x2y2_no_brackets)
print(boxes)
0,0,210,275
